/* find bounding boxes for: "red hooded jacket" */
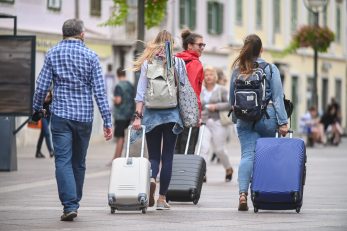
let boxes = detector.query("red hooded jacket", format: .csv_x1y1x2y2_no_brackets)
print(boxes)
176,50,204,113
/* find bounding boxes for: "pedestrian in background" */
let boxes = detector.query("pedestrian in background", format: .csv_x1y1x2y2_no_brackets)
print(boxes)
320,104,342,145
35,90,54,158
104,63,116,110
229,34,288,211
111,67,135,161
132,30,185,210
32,19,113,221
300,106,325,146
175,29,205,154
200,66,233,182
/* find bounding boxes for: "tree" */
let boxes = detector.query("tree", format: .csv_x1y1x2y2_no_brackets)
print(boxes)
100,0,167,29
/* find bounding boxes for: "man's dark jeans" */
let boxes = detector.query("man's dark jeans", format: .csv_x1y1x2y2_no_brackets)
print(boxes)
51,114,92,212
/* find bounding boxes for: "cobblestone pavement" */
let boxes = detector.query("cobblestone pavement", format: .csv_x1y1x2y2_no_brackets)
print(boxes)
0,134,346,231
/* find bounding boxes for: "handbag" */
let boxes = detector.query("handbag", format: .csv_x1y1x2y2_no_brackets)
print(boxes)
27,119,42,129
217,88,232,126
219,111,232,126
174,58,199,127
283,95,294,118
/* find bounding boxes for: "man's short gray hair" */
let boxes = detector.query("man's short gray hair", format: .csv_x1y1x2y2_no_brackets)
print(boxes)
62,19,84,37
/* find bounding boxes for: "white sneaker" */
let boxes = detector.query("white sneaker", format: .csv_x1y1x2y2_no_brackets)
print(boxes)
156,200,170,210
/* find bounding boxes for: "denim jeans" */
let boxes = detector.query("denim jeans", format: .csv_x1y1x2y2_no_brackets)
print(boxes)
50,114,92,212
36,115,53,153
237,106,278,194
146,122,177,196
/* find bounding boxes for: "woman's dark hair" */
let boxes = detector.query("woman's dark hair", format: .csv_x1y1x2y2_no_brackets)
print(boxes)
232,34,262,74
181,29,202,50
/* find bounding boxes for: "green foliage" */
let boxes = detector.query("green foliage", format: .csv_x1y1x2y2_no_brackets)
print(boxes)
100,0,167,29
145,0,167,29
99,0,128,27
276,25,335,57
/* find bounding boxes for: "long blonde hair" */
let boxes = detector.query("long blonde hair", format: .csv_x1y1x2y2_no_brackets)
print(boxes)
133,30,174,71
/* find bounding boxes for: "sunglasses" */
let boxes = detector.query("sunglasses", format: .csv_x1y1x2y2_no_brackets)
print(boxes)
193,43,206,48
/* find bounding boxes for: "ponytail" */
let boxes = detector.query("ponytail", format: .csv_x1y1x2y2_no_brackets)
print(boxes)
232,34,262,75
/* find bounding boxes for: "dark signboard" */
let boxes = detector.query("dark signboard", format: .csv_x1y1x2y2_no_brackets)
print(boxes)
0,36,36,116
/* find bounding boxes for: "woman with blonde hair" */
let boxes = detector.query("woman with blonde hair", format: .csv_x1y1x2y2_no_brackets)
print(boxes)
200,66,233,182
131,30,187,210
229,34,288,211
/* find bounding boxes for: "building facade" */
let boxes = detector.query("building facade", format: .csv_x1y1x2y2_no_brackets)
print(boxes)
0,0,139,146
165,0,347,132
0,0,346,147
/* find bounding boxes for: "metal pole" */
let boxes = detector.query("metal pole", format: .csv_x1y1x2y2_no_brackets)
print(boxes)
75,0,79,19
313,11,319,109
134,0,145,91
13,16,17,36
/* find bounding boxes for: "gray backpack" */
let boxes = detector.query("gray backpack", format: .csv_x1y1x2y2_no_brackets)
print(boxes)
145,58,177,109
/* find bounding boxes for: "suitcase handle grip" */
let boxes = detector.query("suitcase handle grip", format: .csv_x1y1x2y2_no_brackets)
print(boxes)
125,125,146,159
275,129,293,138
184,123,206,155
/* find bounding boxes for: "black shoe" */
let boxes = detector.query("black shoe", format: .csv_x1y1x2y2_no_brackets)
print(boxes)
61,211,77,221
225,168,233,182
49,151,54,158
210,153,217,162
203,175,207,183
35,151,45,158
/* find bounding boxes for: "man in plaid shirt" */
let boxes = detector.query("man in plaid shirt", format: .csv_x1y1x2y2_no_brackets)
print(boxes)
32,19,113,221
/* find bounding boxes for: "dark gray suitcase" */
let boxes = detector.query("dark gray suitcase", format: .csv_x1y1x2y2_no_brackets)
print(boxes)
166,125,206,204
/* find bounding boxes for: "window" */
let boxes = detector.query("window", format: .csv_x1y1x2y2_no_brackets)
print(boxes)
0,0,14,3
179,0,196,30
336,6,341,42
255,0,262,29
90,0,101,17
322,78,329,111
306,77,314,108
47,0,61,11
291,76,299,130
308,11,315,25
323,5,328,27
207,1,223,35
273,0,281,33
236,0,242,25
335,79,342,106
291,0,297,32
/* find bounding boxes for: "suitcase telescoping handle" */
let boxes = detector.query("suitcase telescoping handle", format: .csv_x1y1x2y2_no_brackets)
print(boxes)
125,125,146,159
275,129,293,138
184,123,206,155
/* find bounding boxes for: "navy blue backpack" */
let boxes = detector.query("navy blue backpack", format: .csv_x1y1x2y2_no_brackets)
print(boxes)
233,62,270,122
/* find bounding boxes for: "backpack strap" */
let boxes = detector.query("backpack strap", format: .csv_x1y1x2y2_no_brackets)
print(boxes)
256,62,271,120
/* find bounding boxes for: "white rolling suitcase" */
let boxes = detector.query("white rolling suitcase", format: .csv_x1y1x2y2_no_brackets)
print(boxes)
108,125,150,214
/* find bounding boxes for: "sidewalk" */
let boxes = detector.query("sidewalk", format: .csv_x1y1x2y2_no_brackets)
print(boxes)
0,136,347,231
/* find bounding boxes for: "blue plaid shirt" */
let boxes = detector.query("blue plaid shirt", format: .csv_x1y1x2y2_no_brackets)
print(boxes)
33,39,112,128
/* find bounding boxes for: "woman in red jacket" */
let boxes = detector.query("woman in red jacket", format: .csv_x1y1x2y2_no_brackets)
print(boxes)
175,29,205,155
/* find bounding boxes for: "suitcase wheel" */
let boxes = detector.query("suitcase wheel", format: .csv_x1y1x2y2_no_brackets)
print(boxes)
254,207,258,213
111,207,116,214
296,207,301,213
142,208,147,214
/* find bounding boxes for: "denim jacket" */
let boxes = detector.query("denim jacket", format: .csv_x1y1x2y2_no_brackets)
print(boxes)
130,57,185,143
229,58,288,125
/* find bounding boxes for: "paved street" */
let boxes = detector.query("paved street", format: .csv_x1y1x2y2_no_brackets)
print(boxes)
0,135,347,231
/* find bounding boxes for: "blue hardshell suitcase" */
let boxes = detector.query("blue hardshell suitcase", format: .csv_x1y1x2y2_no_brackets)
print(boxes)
251,131,306,213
